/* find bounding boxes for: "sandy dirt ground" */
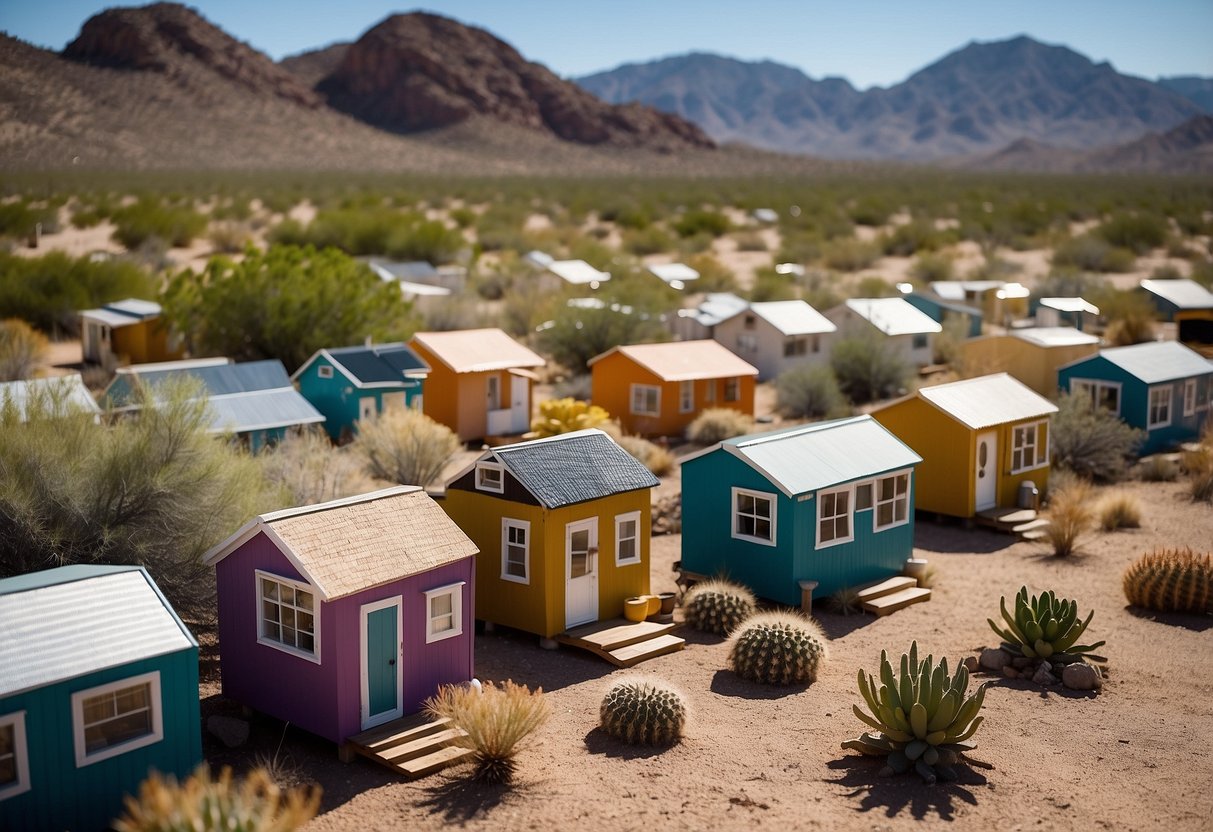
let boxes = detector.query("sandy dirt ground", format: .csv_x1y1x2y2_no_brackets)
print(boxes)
197,478,1213,832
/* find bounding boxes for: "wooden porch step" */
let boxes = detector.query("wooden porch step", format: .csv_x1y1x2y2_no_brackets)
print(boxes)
355,715,453,751
855,576,918,604
397,745,475,779
558,618,677,652
1012,518,1050,534
607,634,686,667
381,728,467,765
863,587,932,616
1021,529,1049,542
346,713,475,780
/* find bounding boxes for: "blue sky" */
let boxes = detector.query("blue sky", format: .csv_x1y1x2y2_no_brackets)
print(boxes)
4,1,1211,89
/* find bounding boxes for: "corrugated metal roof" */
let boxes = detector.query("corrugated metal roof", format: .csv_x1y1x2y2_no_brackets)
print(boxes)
411,329,546,373
918,373,1058,429
1013,327,1100,348
649,263,699,284
1091,341,1213,384
845,298,943,336
1040,297,1099,315
1140,278,1213,310
750,301,836,336
1,374,101,420
207,388,325,434
491,429,659,508
589,340,759,381
548,260,610,285
709,415,922,497
324,343,430,385
113,359,292,403
0,566,194,697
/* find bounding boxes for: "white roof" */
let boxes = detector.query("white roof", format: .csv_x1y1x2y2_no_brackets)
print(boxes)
930,281,1004,302
398,280,452,298
1040,297,1099,315
80,308,141,327
1088,341,1213,384
115,357,230,374
844,298,942,336
917,373,1058,429
525,250,554,268
1,374,101,420
749,301,836,336
547,259,610,285
649,263,700,284
752,208,779,223
1013,327,1100,348
1140,278,1213,309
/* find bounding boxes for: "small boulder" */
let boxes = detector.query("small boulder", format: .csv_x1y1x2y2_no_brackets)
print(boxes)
207,714,250,748
962,656,979,673
1031,666,1058,686
1011,657,1034,670
979,648,1010,672
1002,665,1019,679
1062,662,1103,691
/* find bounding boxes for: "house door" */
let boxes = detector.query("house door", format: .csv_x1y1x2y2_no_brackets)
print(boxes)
509,374,528,433
359,396,378,421
360,597,403,731
486,375,500,411
975,431,997,511
565,518,599,629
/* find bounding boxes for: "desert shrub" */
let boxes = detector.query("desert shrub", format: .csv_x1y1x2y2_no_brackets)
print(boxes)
623,226,673,256
599,678,687,746
420,296,489,332
749,268,799,302
910,252,955,283
208,221,252,254
113,765,319,832
684,254,737,293
775,363,847,419
727,611,828,685
537,306,667,373
611,434,674,476
881,220,951,257
385,219,464,264
931,315,970,368
821,238,881,272
733,231,768,252
111,200,207,249
1050,392,1144,481
1191,258,1213,290
825,586,861,615
988,587,1105,657
1095,289,1156,346
259,428,370,506
1122,548,1213,614
424,681,551,785
1183,423,1213,502
682,579,755,635
1052,234,1135,273
1096,212,1168,254
830,331,910,404
355,407,460,487
1042,479,1095,557
686,408,753,444
1138,455,1178,482
0,318,49,381
1097,491,1142,531
673,209,730,238
0,251,156,335
531,398,611,438
855,275,898,297
847,198,891,227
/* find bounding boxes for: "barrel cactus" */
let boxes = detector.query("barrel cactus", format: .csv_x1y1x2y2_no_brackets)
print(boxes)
987,586,1105,660
842,642,988,784
727,611,828,685
682,579,755,635
599,678,687,746
1123,548,1213,614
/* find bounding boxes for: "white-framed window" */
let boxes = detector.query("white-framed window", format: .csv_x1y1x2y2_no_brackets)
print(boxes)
1183,379,1197,417
424,583,465,644
475,462,504,493
736,333,758,354
1011,421,1048,474
783,338,807,358
630,384,660,416
679,381,694,413
317,364,334,379
1148,385,1172,429
732,487,776,546
1071,379,1120,415
817,486,853,549
873,471,911,531
615,511,642,565
71,672,163,768
0,711,30,801
256,571,320,663
501,519,530,583
854,482,873,511
724,378,740,402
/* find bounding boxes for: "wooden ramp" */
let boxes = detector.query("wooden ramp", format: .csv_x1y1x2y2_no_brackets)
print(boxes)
859,576,932,617
346,713,473,780
555,618,685,667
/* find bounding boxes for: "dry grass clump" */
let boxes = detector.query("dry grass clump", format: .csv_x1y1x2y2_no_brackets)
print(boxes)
356,407,461,486
1098,490,1142,531
1123,548,1213,614
259,428,372,505
686,408,753,445
113,765,319,832
1138,455,1178,482
614,433,675,476
425,681,551,785
825,586,862,615
1043,478,1095,557
0,318,49,381
1182,423,1213,502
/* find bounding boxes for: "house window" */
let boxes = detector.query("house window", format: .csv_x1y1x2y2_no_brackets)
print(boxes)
1183,379,1197,417
71,672,163,767
737,333,758,354
704,380,716,403
476,462,505,493
732,487,776,546
724,378,740,402
912,333,928,350
486,375,500,411
812,334,821,354
501,519,530,583
317,364,334,379
854,482,873,511
615,511,641,565
1148,386,1172,429
874,471,910,531
679,381,694,413
817,487,853,548
744,314,756,330
0,711,29,801
382,392,406,412
257,572,319,661
424,583,465,644
783,338,807,358
1011,421,1048,473
1071,379,1120,415
630,384,660,416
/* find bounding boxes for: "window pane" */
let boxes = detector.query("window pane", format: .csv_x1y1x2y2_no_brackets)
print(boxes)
281,607,295,630
297,612,314,635
431,594,453,617
281,625,297,647
572,530,588,551
836,492,849,513
0,754,14,786
280,586,294,606
896,475,907,495
620,538,636,560
878,503,893,526
855,484,872,510
86,709,151,753
263,600,280,623
754,497,770,518
754,519,770,540
433,614,454,633
507,557,526,577
265,622,280,641
621,520,636,538
296,591,314,612
739,515,755,536
837,516,849,537
115,686,147,713
879,478,893,500
738,493,754,514
823,493,835,514
262,579,277,601
571,552,589,578
297,633,315,653
0,724,12,757
819,520,834,542
895,500,907,522
83,694,114,725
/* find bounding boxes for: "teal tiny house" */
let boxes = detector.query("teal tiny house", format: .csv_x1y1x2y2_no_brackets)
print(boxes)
681,415,923,607
292,343,431,440
0,566,201,831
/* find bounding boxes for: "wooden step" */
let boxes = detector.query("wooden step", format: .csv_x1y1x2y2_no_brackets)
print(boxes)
381,728,467,765
1012,518,1050,534
607,634,685,667
1021,529,1049,542
863,587,932,616
558,618,677,652
396,745,475,779
855,576,918,604
358,716,453,752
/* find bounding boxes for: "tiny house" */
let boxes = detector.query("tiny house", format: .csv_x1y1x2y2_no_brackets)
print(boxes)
961,327,1100,396
825,298,942,367
293,343,430,440
79,298,183,367
0,566,200,832
711,300,837,380
1035,297,1100,332
1,374,101,422
903,291,983,338
204,487,478,745
441,429,659,639
1139,279,1213,349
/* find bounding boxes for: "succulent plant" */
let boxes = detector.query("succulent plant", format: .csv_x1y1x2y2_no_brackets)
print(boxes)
599,678,687,746
987,586,1105,659
682,579,755,635
1123,548,1213,614
842,642,988,784
727,611,828,685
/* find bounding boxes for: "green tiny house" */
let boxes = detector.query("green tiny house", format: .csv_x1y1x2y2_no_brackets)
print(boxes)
293,343,431,440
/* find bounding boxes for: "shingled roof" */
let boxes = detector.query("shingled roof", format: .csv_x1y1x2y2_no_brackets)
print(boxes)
294,343,430,387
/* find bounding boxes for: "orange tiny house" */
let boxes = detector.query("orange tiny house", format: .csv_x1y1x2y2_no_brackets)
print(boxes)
79,299,183,366
588,340,758,438
870,373,1058,518
441,430,658,639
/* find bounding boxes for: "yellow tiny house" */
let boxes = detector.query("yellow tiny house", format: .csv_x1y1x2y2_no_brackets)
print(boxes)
960,328,1099,396
441,430,659,638
870,374,1058,518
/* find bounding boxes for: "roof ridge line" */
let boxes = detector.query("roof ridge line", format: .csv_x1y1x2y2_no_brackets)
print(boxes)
259,485,422,523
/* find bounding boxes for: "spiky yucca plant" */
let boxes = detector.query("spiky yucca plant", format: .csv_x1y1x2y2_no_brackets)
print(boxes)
843,642,988,784
682,579,755,635
530,398,611,438
424,681,551,785
727,611,829,685
1123,548,1213,614
988,587,1105,659
600,678,687,746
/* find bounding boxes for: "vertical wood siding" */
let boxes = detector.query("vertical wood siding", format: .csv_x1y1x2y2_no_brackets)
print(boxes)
872,397,975,517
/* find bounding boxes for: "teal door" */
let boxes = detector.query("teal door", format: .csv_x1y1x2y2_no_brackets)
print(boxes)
362,599,402,729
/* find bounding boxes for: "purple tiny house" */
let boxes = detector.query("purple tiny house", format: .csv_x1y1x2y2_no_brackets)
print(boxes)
203,486,478,747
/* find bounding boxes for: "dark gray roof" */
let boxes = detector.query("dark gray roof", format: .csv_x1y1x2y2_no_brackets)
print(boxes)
491,430,659,508
113,359,291,404
325,343,430,385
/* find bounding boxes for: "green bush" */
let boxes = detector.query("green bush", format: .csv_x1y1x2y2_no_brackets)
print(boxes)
385,219,464,264
821,238,881,272
1096,212,1168,254
613,433,675,476
259,428,370,506
830,332,910,404
1052,235,1136,273
881,220,952,257
0,251,156,335
910,253,954,284
1050,392,1144,481
111,200,207,248
686,408,753,444
623,226,673,256
538,306,667,373
733,231,768,252
673,209,730,239
775,363,847,419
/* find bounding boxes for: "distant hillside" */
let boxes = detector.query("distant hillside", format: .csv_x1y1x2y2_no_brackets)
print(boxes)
1158,76,1213,113
279,43,350,89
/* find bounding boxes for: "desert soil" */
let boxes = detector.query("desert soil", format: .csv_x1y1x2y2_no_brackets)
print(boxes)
198,478,1213,832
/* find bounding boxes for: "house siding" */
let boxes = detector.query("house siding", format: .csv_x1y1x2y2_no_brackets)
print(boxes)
109,318,182,366
826,306,935,367
712,314,829,380
962,336,1099,396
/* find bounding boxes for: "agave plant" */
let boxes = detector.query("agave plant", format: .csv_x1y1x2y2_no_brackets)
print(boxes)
987,587,1105,660
842,642,988,784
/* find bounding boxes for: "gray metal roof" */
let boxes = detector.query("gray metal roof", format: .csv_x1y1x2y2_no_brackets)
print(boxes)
918,373,1058,429
750,301,836,336
113,359,292,403
490,429,659,508
703,415,922,497
320,343,431,386
207,388,325,434
1090,341,1213,384
80,307,142,328
1140,278,1213,309
1,374,101,420
0,566,195,698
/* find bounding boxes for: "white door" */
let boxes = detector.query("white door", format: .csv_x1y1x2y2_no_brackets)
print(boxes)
565,518,599,629
359,397,377,421
509,374,528,433
975,430,997,511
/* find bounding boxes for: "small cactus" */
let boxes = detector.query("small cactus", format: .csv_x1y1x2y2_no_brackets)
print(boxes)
599,678,687,746
682,579,755,635
988,587,1105,659
727,611,829,685
1123,548,1213,614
